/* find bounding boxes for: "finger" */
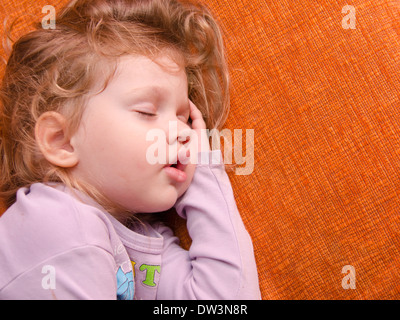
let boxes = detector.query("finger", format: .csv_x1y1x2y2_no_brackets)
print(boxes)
189,100,206,130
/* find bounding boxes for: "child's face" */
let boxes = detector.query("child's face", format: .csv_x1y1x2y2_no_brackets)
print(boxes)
70,54,196,214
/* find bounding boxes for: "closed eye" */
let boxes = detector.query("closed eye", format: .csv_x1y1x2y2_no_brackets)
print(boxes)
135,110,157,118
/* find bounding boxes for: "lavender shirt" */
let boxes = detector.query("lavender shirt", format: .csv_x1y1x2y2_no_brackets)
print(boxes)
0,151,260,300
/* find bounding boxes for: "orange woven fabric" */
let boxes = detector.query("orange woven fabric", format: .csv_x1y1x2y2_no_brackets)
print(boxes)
1,0,400,299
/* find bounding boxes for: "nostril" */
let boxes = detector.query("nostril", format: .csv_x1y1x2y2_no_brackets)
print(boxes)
180,137,190,145
178,135,190,145
178,128,192,145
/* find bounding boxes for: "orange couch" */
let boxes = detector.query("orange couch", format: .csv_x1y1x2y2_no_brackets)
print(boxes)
1,0,400,299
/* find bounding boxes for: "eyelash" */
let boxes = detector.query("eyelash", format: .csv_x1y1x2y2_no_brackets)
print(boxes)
136,111,157,118
135,111,191,124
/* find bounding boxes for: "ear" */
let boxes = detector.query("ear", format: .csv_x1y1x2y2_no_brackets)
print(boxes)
35,111,79,168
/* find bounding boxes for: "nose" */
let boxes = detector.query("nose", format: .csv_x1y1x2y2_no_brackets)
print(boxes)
165,120,192,165
166,120,191,146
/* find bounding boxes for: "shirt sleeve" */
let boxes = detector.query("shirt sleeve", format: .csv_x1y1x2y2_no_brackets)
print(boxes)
1,245,117,300
156,150,261,300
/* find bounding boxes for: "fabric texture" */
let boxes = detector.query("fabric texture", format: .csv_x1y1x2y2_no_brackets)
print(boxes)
1,0,400,299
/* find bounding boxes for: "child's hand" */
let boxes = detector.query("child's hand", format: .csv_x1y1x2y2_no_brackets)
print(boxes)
189,101,210,154
178,101,210,166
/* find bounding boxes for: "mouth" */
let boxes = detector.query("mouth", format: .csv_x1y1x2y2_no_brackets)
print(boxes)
164,160,187,183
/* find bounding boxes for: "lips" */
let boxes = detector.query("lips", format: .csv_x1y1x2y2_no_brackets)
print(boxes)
164,159,187,183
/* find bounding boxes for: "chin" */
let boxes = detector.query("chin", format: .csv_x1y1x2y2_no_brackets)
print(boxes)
144,190,180,213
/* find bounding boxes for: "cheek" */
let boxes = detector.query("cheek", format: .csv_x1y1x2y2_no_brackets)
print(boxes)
177,163,196,198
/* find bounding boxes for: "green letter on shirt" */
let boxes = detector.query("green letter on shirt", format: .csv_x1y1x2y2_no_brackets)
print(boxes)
139,264,161,287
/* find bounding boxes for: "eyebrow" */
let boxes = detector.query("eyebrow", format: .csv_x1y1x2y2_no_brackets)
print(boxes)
124,86,165,101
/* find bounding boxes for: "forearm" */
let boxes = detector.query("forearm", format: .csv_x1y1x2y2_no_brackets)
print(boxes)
156,151,260,300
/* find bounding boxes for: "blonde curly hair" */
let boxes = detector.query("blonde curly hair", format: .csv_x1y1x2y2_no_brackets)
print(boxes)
0,0,230,211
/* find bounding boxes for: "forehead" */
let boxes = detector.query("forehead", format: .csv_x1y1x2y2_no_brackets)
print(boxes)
87,54,189,106
113,54,187,87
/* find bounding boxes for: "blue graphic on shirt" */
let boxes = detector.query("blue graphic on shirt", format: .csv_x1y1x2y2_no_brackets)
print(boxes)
116,267,134,300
